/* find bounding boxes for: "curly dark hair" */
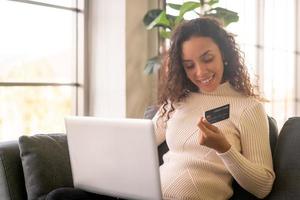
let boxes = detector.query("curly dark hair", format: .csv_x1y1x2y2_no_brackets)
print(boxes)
158,17,260,120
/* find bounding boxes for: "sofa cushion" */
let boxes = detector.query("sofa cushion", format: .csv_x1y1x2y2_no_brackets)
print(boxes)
0,140,27,200
18,134,73,200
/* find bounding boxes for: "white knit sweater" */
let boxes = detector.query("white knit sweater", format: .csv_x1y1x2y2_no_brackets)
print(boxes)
153,82,275,200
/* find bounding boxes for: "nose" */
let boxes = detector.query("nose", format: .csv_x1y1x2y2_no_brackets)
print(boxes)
194,62,207,76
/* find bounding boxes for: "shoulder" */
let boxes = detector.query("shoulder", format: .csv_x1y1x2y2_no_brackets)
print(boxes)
242,97,265,114
230,94,264,112
227,95,267,126
238,97,268,127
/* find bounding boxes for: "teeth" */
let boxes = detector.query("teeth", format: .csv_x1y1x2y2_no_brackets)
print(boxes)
200,75,214,84
202,77,212,83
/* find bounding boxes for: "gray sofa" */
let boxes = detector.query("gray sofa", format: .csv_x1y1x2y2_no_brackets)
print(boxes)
0,116,300,200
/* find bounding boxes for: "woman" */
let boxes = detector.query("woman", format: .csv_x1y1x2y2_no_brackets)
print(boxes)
153,17,275,199
47,17,275,200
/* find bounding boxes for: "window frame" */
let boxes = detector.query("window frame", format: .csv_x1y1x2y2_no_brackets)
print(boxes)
0,0,88,116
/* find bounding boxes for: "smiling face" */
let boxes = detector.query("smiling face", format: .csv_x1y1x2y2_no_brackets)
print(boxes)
182,36,224,93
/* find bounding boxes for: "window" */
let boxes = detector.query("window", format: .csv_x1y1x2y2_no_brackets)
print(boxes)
0,0,86,141
219,0,296,129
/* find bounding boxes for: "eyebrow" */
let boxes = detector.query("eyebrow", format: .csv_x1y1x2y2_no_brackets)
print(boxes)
182,50,212,62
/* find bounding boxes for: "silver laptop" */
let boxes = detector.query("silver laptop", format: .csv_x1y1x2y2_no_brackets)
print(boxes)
65,116,162,200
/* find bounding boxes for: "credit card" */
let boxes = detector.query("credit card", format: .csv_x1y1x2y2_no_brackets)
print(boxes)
204,104,230,124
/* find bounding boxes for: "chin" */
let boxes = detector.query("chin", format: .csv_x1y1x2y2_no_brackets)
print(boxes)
198,81,220,93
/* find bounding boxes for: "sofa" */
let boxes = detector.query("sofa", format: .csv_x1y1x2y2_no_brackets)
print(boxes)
0,114,300,200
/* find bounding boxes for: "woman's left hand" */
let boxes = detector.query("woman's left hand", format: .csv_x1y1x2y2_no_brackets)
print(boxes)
197,117,231,153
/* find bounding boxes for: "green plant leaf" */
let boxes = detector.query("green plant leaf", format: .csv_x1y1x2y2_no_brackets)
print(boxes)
166,14,177,28
144,56,162,75
175,16,184,25
159,29,172,39
206,7,239,26
207,0,219,6
175,1,201,24
179,1,201,16
143,9,163,27
146,11,171,30
167,3,181,10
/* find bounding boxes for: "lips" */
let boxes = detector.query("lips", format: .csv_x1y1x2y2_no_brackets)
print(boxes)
197,73,215,85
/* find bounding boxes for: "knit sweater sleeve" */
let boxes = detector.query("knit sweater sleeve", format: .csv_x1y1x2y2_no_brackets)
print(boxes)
152,105,167,146
217,102,275,198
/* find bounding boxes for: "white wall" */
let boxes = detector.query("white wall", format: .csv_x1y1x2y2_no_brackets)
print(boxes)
87,0,126,118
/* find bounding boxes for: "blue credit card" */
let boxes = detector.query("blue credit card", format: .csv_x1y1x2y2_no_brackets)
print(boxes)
205,104,230,124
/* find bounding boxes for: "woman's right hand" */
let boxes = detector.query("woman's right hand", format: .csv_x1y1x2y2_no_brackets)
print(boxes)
198,117,231,153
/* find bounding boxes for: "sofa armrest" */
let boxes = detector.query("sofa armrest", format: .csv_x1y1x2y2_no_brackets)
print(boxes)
267,117,300,200
0,140,27,200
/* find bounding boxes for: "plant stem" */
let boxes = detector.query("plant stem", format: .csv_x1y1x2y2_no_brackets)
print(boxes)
200,0,204,6
200,0,205,15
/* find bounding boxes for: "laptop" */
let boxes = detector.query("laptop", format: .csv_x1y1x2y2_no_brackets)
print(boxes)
65,116,162,200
